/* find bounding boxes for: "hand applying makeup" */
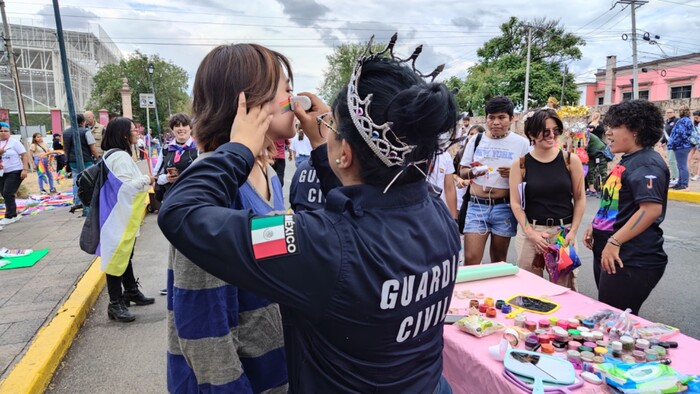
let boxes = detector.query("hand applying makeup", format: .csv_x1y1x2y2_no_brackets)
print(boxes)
229,92,274,155
292,92,331,149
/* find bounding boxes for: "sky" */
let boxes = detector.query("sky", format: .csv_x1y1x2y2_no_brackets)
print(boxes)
5,0,700,96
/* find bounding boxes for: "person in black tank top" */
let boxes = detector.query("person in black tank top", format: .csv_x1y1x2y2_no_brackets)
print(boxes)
509,109,586,290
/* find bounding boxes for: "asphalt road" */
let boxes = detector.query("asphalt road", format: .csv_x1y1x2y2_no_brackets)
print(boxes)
47,175,700,392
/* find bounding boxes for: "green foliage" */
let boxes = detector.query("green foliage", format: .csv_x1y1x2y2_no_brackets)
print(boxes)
318,42,387,103
443,76,472,114
87,51,189,134
463,17,585,114
7,113,53,132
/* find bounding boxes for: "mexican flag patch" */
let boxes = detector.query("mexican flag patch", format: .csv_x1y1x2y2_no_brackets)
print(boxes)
251,215,298,259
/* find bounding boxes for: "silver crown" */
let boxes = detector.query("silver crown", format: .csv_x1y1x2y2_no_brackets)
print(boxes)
347,33,446,167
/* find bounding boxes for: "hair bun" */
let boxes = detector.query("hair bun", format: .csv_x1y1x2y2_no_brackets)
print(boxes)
386,83,457,146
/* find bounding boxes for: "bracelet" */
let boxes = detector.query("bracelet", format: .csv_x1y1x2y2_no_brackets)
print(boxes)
610,235,622,245
607,237,621,247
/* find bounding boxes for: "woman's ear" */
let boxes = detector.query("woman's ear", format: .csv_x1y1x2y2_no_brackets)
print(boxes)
339,139,354,169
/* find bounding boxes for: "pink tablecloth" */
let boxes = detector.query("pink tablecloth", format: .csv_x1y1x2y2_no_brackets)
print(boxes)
442,266,700,394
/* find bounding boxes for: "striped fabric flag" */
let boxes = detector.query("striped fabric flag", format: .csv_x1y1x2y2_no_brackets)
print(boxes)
251,215,298,260
97,171,148,276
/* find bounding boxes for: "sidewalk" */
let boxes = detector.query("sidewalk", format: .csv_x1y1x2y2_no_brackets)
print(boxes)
668,178,700,203
0,209,95,380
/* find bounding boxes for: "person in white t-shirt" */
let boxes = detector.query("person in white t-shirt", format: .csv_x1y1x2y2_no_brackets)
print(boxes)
289,130,313,167
427,151,457,219
459,97,530,265
0,123,29,226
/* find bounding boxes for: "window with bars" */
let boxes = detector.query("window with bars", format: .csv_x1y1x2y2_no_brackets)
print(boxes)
622,91,649,101
670,85,692,99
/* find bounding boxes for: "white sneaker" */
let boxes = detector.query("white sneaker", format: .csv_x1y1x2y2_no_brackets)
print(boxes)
669,179,678,186
692,175,700,181
0,216,20,225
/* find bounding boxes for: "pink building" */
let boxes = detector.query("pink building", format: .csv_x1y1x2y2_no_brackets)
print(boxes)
579,53,700,106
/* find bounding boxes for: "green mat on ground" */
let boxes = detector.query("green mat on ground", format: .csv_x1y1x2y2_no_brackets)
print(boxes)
0,248,49,270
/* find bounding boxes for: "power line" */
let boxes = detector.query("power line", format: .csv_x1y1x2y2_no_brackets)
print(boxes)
656,0,700,7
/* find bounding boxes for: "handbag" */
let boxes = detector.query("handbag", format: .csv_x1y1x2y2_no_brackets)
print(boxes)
79,150,117,254
457,133,483,232
690,127,700,146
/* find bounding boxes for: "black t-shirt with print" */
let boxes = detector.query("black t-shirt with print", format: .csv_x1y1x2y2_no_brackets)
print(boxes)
592,148,669,268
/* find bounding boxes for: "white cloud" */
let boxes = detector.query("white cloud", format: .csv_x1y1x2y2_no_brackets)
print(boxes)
3,0,698,96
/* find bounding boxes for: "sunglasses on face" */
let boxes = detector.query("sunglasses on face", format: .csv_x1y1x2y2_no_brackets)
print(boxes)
540,128,562,139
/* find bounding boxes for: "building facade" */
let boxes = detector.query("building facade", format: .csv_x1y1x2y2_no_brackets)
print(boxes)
579,53,700,106
0,22,120,116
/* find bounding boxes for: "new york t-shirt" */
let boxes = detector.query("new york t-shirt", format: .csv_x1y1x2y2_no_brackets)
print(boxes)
592,148,669,268
460,132,530,190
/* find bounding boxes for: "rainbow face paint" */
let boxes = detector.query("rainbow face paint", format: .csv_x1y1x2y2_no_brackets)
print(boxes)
279,97,293,113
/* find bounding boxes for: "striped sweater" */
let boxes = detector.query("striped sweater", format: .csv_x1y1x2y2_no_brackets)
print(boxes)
166,163,288,393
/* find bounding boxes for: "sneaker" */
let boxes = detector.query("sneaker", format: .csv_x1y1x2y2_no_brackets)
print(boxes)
50,188,57,193
40,189,48,195
671,184,688,191
692,175,700,181
586,190,597,197
669,178,678,186
0,216,20,225
159,288,167,296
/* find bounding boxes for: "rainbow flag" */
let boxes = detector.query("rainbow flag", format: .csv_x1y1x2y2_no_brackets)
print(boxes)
97,171,149,276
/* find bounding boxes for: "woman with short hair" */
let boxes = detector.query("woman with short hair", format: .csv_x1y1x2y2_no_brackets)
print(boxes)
668,106,694,190
510,109,586,290
583,100,668,315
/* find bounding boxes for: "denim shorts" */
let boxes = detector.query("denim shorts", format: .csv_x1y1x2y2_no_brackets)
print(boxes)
463,201,517,237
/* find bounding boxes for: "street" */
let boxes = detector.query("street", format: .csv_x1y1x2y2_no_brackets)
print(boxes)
47,186,700,393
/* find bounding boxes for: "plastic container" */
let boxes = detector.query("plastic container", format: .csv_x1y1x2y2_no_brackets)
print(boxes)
620,336,635,352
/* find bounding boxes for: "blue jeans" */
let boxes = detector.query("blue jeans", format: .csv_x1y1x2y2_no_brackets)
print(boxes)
667,149,678,179
295,155,309,168
70,161,95,215
435,376,453,394
464,200,517,237
674,147,691,188
34,157,54,191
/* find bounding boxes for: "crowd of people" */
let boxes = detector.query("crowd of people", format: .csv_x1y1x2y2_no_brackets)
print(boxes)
0,35,691,392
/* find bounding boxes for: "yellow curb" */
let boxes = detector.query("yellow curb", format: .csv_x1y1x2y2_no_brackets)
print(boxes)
0,257,105,394
668,190,700,204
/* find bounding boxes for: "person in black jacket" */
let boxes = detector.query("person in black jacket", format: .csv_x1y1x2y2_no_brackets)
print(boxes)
159,39,460,393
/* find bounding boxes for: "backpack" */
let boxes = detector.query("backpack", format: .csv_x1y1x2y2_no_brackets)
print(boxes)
76,149,118,207
600,144,615,161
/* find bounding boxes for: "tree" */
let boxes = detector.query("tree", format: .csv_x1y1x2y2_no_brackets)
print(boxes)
318,42,387,103
462,17,585,114
443,76,472,114
88,51,189,134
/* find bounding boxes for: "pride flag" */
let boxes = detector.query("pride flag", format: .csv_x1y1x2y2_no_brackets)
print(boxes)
97,171,148,276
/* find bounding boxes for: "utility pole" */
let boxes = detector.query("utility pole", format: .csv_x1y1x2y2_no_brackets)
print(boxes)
523,26,533,114
617,0,648,100
560,64,568,106
0,0,27,127
53,0,85,171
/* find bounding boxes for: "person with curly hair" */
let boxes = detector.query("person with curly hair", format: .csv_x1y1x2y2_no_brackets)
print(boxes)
583,100,668,315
